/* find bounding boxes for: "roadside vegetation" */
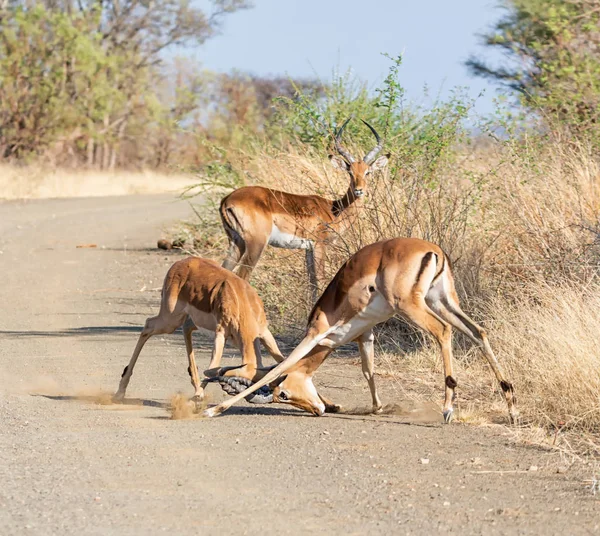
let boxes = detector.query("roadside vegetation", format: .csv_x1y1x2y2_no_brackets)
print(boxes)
2,0,600,454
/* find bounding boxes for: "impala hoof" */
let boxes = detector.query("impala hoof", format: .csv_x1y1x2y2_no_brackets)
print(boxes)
204,406,220,418
509,409,520,426
373,405,383,415
443,408,454,424
112,392,125,403
324,404,343,414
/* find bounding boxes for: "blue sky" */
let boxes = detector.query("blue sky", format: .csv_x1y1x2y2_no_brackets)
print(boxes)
192,1,506,116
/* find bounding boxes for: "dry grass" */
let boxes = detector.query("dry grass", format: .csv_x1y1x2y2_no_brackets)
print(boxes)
0,163,197,200
182,138,600,453
488,284,600,435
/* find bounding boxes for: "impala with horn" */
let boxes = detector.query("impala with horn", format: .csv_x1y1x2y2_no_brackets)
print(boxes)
204,238,518,424
112,257,285,405
219,118,389,300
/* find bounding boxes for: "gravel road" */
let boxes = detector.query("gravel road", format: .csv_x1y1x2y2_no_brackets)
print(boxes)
0,194,598,535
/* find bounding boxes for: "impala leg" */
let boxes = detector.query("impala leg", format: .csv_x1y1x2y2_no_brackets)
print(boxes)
200,328,227,396
433,296,518,424
253,337,264,369
203,328,226,374
222,240,243,271
358,330,382,414
260,329,284,363
236,237,267,281
402,300,456,423
306,243,326,303
479,333,518,423
313,243,326,289
462,322,516,421
305,247,319,303
113,314,183,402
183,316,204,400
221,206,245,272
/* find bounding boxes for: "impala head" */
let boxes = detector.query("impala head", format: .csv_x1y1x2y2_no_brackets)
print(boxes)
329,118,389,197
216,346,329,416
270,370,325,416
217,368,325,415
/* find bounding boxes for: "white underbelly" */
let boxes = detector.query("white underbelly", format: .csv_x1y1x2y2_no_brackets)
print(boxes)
185,305,217,332
268,224,313,250
320,293,394,347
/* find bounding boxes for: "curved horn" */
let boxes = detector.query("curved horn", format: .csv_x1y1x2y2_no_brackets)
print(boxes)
361,119,383,164
216,376,274,404
334,117,355,164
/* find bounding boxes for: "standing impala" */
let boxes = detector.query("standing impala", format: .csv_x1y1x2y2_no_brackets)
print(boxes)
205,238,518,424
219,118,389,299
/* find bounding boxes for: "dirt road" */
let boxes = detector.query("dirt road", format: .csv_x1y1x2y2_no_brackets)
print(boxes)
0,194,597,535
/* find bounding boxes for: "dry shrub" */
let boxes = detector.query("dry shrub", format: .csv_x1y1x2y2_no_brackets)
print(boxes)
487,283,600,436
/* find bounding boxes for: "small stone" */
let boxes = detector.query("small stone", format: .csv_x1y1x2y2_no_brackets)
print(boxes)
443,501,451,507
420,458,430,465
556,466,568,474
528,465,538,472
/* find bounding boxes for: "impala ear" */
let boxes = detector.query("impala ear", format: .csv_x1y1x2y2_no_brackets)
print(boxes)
369,154,390,171
329,154,349,171
269,375,288,388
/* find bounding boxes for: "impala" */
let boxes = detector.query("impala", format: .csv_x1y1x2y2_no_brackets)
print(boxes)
204,238,518,423
219,118,389,299
112,256,284,404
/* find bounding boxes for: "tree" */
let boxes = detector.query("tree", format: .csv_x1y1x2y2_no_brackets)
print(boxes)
0,0,250,166
467,0,600,138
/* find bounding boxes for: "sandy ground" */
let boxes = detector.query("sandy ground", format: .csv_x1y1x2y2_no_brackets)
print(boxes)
0,194,598,535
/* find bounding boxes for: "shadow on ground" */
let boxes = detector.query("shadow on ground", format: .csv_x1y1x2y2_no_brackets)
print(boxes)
35,394,168,409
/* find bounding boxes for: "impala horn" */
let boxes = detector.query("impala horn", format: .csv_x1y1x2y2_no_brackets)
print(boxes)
206,375,274,404
204,363,280,405
334,117,355,164
362,119,383,164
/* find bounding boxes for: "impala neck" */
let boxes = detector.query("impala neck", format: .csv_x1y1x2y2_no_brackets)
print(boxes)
332,185,364,217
